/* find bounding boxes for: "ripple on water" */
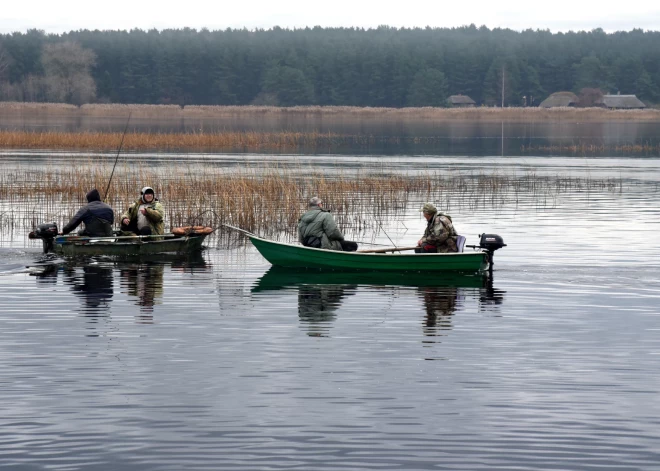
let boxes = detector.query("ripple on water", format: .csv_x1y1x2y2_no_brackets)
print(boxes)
0,155,659,470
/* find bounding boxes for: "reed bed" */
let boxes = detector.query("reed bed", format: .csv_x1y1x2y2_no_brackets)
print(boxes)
0,162,626,239
0,130,341,152
2,102,660,122
5,130,660,155
522,143,660,155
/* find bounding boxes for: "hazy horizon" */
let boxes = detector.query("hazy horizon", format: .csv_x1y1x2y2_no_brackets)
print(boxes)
2,0,659,35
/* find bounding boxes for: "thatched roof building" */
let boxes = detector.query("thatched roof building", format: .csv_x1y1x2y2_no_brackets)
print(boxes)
448,95,476,107
601,94,646,109
539,92,579,108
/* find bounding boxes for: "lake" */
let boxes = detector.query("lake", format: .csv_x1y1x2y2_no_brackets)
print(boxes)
0,136,659,469
2,111,660,156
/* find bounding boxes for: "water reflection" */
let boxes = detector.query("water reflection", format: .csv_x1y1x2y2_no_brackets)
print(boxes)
420,286,459,335
253,267,504,337
29,253,209,325
297,284,358,337
64,265,114,316
4,115,660,156
119,263,163,320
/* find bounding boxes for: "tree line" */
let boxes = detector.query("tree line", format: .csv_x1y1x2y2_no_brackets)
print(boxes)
0,26,659,107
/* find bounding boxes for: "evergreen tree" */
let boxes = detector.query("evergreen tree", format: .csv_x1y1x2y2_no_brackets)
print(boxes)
406,68,448,107
2,27,660,106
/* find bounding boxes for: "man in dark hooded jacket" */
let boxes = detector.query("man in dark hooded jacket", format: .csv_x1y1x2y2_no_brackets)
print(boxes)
62,189,115,237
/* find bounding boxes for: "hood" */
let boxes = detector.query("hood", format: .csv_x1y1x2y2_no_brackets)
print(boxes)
141,186,155,203
86,189,101,202
300,208,324,223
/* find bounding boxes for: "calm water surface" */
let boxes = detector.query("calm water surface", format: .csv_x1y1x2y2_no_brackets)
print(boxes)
1,154,659,470
2,112,660,156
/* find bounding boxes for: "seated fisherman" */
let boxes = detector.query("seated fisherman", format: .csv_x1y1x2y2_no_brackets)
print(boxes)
120,186,164,236
298,197,357,252
415,202,458,253
61,188,114,237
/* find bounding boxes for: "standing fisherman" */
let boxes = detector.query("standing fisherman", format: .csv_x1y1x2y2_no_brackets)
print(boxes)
416,202,458,253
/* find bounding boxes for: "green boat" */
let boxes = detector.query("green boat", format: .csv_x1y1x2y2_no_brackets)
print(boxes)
51,233,208,257
247,234,490,273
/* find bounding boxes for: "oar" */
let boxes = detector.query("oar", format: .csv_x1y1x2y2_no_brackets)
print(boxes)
61,233,178,241
357,246,418,254
222,224,256,237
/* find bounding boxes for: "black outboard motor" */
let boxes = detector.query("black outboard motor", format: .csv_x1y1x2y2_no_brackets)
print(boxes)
29,222,58,253
478,233,506,273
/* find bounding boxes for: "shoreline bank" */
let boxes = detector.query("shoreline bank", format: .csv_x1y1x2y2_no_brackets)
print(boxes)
1,102,660,122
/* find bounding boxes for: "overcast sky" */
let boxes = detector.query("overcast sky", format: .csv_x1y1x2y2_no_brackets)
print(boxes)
1,0,659,34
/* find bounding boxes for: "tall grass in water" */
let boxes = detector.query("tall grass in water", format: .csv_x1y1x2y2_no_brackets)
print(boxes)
0,130,340,152
0,162,625,238
4,130,660,155
2,102,660,122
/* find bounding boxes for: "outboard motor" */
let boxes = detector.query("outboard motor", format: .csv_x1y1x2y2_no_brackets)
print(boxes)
478,233,506,273
29,222,58,254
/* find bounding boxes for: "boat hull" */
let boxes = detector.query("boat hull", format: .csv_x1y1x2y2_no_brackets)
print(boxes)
53,234,207,257
249,236,488,272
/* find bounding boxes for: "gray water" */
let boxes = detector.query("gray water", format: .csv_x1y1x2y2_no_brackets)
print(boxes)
2,112,660,156
1,153,660,470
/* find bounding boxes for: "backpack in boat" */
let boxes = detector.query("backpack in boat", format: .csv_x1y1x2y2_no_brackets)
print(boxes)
300,210,325,248
302,235,322,248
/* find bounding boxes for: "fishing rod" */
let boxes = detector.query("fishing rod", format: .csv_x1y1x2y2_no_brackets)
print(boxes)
376,220,402,253
103,112,132,201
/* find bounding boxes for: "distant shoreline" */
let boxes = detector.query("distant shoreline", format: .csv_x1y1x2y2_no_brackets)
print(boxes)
1,102,659,122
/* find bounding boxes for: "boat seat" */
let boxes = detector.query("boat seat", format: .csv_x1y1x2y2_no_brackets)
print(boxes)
456,235,466,253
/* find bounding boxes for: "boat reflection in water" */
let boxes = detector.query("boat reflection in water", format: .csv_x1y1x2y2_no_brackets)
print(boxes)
30,252,209,327
253,267,505,337
296,283,358,337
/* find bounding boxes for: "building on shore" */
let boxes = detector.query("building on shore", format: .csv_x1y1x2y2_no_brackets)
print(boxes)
539,92,579,108
601,94,646,109
447,95,476,107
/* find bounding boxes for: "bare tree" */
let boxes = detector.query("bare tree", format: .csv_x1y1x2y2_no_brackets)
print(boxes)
41,42,97,105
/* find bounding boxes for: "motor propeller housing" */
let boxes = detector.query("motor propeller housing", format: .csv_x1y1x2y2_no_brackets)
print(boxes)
479,233,506,252
29,222,58,253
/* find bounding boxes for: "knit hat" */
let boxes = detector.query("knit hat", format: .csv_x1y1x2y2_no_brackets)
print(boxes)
419,202,437,214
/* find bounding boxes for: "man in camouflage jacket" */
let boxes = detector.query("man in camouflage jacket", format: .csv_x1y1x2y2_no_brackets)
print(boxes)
416,202,458,253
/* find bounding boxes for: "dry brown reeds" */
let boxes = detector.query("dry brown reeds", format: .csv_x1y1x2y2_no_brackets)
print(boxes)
5,130,658,155
0,130,340,152
2,102,660,122
0,162,627,239
523,143,660,155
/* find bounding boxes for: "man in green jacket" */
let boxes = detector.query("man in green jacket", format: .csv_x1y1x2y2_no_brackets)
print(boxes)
120,187,165,236
298,197,357,251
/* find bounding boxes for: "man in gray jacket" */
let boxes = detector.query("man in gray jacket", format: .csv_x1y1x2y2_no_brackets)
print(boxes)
298,197,357,251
